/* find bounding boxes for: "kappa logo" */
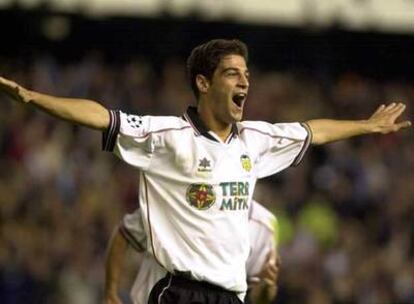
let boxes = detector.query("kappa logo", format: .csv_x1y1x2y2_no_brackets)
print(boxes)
240,154,252,172
197,157,212,173
126,115,143,129
186,183,216,210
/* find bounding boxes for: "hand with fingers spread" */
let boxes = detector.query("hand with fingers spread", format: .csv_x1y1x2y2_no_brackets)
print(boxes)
0,76,33,103
367,102,412,134
307,102,411,144
0,76,110,130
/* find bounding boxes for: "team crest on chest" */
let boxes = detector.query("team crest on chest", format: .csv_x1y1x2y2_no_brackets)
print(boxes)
186,183,216,210
240,154,252,172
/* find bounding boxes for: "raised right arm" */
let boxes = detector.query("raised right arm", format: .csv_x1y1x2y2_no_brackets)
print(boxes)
0,76,110,130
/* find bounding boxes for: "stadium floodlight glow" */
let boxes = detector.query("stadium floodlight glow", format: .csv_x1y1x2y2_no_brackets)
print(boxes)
1,0,413,33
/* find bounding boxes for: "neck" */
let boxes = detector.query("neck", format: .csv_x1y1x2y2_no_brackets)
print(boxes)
197,102,232,142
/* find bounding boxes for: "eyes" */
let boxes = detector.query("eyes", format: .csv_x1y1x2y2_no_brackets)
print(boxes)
224,70,250,82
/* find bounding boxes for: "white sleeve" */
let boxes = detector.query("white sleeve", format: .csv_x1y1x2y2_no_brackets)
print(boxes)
119,209,147,253
240,121,312,179
102,110,158,171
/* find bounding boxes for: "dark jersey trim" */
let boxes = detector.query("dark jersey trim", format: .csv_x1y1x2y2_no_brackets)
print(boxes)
119,224,146,252
291,122,313,167
184,106,239,143
102,110,120,152
184,107,217,141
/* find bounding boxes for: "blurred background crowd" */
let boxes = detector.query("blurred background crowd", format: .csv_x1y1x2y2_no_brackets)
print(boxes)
0,2,413,304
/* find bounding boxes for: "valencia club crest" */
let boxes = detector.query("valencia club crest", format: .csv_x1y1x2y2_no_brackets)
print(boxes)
240,154,252,172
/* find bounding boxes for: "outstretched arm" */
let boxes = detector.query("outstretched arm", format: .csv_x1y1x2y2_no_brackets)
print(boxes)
0,76,110,130
307,103,411,145
105,226,129,304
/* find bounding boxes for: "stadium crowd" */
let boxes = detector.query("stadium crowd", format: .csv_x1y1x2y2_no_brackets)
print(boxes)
0,53,413,304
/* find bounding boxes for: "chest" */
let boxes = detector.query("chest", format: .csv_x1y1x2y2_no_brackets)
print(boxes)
167,135,256,179
149,135,258,211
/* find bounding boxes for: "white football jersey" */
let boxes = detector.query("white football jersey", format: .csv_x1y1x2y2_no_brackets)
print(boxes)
121,200,278,304
104,106,310,299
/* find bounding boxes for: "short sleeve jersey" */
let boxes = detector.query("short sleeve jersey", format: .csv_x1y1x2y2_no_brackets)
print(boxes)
103,106,311,298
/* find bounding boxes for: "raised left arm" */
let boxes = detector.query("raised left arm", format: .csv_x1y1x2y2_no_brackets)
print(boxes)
307,103,411,145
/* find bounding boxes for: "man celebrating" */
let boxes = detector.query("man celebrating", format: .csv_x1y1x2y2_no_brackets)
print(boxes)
0,39,410,303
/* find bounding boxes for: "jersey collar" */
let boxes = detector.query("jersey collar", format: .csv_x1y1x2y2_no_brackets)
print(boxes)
183,106,239,143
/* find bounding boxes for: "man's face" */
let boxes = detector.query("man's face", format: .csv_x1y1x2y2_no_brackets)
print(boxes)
205,54,249,124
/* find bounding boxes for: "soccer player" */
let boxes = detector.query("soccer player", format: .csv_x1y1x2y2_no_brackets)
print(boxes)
105,200,279,304
0,39,410,303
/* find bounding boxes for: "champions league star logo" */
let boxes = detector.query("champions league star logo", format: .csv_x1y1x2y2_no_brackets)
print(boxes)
186,183,216,210
240,154,252,172
126,115,143,129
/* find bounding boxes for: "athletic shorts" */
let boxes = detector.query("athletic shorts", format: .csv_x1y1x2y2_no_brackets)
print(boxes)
148,273,243,304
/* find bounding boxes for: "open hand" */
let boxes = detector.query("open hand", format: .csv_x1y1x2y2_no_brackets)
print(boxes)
368,103,411,134
0,76,32,103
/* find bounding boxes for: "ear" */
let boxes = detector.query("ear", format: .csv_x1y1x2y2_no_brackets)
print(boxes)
195,74,210,94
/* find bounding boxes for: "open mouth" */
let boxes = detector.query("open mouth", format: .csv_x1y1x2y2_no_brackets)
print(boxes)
232,93,247,107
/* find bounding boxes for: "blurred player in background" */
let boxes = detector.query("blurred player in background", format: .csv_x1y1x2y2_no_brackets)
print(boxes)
104,200,279,304
0,38,410,303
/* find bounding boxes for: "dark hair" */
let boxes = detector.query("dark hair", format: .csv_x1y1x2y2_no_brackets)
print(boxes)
186,39,249,99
